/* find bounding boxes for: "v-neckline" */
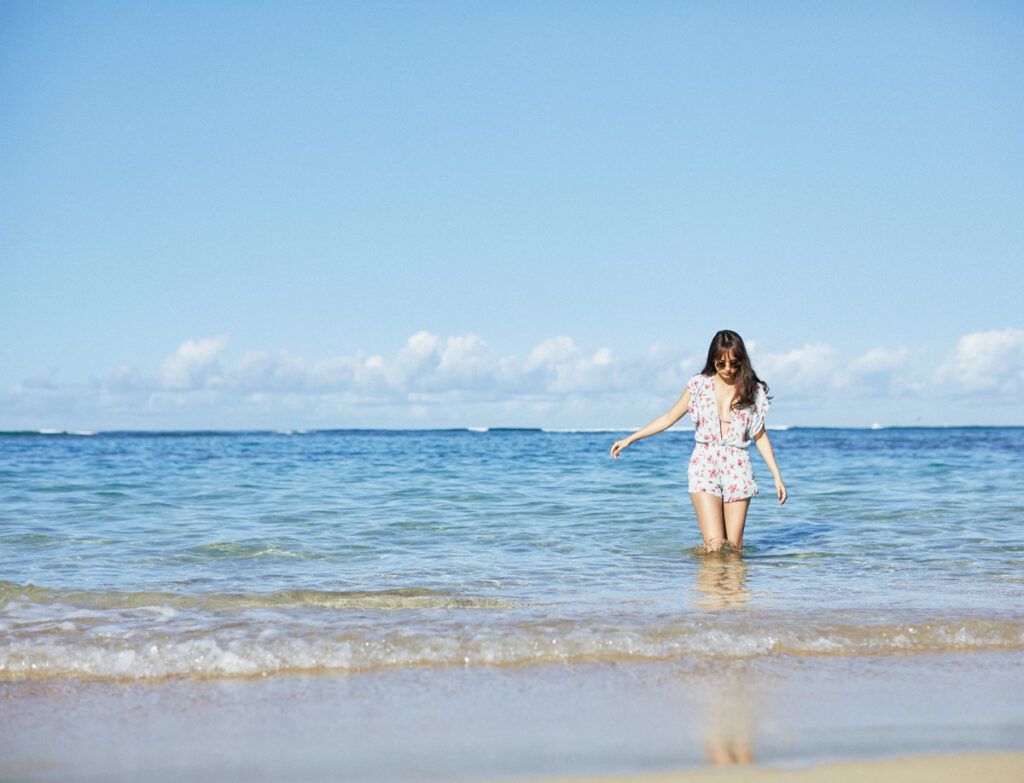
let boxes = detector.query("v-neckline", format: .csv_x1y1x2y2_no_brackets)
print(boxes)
711,376,734,438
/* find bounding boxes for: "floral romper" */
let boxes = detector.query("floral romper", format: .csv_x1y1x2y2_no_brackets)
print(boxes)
686,374,769,502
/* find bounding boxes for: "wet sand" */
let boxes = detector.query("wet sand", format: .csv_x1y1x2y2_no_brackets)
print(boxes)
520,752,1024,783
2,650,1021,781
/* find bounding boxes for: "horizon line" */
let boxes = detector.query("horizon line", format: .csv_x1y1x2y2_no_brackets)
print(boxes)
2,424,1020,436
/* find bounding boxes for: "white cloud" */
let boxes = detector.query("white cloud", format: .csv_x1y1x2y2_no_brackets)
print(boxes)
5,329,1024,429
755,343,838,396
118,331,678,406
834,346,910,390
158,336,231,390
848,346,909,376
384,332,497,394
231,350,309,392
523,336,591,392
392,331,443,387
754,343,913,397
527,336,579,369
433,334,492,390
933,328,1024,393
516,337,658,394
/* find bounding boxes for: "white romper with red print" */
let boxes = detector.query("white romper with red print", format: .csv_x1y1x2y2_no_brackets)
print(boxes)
685,373,769,502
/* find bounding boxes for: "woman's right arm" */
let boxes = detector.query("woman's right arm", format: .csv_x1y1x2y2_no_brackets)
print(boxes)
610,389,691,458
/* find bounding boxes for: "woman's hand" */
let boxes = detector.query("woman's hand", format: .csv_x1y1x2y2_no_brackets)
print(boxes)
610,439,631,459
774,476,787,505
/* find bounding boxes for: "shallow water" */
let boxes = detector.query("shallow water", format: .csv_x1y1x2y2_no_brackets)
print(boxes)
1,427,1022,679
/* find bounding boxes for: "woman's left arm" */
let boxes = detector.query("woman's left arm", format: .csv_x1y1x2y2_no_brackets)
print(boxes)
753,429,787,505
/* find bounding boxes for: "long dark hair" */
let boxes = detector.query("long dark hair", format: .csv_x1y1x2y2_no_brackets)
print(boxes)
699,330,769,410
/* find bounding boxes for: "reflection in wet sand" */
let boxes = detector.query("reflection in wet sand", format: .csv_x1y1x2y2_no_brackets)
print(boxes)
702,668,755,766
693,550,755,764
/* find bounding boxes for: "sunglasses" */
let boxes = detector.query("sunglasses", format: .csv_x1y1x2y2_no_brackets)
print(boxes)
714,359,741,370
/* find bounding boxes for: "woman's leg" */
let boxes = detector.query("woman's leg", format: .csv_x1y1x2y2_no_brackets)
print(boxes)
723,499,751,548
691,492,726,550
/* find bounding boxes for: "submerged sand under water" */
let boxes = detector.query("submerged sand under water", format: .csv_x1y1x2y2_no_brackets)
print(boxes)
2,649,1021,781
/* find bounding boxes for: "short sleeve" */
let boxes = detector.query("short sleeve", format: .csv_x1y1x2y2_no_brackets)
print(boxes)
686,374,703,415
747,383,769,437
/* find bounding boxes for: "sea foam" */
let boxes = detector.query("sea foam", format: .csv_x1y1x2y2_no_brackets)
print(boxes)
2,592,1022,681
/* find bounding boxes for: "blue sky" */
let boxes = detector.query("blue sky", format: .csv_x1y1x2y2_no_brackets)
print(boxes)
2,1,1022,430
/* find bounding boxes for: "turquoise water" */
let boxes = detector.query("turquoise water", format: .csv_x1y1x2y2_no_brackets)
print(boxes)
1,427,1022,679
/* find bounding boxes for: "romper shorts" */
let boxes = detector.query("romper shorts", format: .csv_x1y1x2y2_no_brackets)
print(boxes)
687,442,758,502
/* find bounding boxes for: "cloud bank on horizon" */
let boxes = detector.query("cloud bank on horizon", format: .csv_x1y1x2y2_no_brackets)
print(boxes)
6,328,1023,431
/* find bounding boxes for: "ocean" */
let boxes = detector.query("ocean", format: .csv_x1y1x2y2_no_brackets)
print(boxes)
2,427,1022,779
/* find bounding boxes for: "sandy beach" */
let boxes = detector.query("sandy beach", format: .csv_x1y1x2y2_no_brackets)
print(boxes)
3,650,1021,782
518,752,1024,783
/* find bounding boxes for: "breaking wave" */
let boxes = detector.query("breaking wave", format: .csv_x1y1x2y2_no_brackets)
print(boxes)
2,582,1021,682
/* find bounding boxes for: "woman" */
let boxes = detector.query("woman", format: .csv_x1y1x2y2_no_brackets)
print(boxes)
611,330,786,551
